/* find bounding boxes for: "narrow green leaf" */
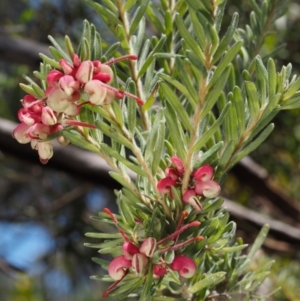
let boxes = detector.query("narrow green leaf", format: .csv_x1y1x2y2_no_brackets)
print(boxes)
49,46,64,61
103,42,120,59
109,171,135,190
230,124,274,167
281,97,300,110
207,23,219,55
283,76,300,101
62,130,100,153
215,1,226,33
232,86,245,136
139,264,153,301
48,35,71,63
96,238,124,249
249,0,262,18
164,103,187,159
90,275,114,282
208,40,243,89
194,102,231,152
118,195,135,227
159,73,197,109
101,143,147,177
39,53,61,69
87,1,122,36
194,141,223,167
175,14,205,64
223,93,237,142
133,17,145,55
185,0,205,10
248,224,270,260
92,29,102,60
214,244,248,253
190,272,226,293
127,95,137,135
101,0,118,13
138,34,166,78
200,198,224,214
117,24,130,52
137,39,151,71
95,121,134,150
64,35,75,58
189,9,206,50
111,100,123,127
176,58,199,106
111,278,144,299
213,13,239,64
123,0,136,11
145,109,164,161
146,5,165,34
33,71,45,81
151,121,165,174
160,83,193,133
218,140,236,171
91,257,110,269
255,56,268,106
85,232,122,239
129,0,150,35
165,9,173,36
245,81,260,121
201,66,231,118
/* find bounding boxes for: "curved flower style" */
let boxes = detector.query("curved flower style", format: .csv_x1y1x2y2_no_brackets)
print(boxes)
108,255,132,280
170,256,196,278
195,180,221,198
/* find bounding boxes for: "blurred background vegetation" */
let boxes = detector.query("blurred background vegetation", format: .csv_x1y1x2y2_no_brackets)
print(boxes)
0,0,299,300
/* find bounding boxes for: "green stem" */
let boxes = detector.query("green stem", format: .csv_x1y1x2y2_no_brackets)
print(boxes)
105,106,172,218
181,77,208,193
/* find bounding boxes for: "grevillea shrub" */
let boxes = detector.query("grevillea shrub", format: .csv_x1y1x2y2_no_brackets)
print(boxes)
13,0,300,300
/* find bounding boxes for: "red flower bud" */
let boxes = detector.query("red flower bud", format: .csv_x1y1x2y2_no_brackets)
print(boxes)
75,61,94,83
139,237,157,257
153,264,167,277
132,253,148,277
157,177,176,194
171,156,185,174
122,242,139,260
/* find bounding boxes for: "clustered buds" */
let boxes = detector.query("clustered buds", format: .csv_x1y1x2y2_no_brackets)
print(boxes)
13,54,142,163
157,156,221,211
103,208,202,298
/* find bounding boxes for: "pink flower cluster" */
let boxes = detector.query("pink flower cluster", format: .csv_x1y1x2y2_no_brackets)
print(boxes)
13,54,141,163
102,208,202,298
109,238,196,282
157,156,221,211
